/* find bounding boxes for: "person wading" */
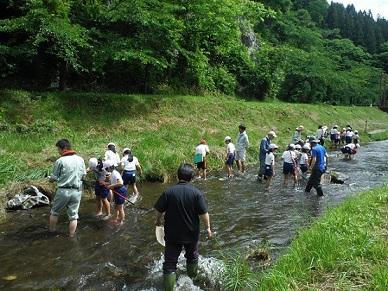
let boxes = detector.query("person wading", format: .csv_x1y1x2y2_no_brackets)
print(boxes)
258,131,277,181
48,139,86,237
235,124,249,173
154,164,212,291
305,139,327,196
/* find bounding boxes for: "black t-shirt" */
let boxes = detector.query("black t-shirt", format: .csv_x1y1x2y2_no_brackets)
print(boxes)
154,181,208,243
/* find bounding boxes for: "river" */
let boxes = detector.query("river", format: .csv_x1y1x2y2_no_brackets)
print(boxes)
0,141,387,290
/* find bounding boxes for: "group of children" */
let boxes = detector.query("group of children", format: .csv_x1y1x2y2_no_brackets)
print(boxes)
265,124,361,190
86,143,142,225
193,124,361,191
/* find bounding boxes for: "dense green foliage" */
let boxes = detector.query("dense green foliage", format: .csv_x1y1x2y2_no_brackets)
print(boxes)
0,1,388,104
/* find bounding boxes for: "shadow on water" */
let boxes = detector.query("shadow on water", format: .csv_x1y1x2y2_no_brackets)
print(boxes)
1,141,388,290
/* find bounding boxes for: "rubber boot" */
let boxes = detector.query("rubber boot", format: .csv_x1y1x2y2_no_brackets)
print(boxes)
187,262,198,279
163,272,176,291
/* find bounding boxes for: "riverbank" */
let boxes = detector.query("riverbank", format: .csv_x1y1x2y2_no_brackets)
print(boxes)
223,186,388,290
1,89,388,217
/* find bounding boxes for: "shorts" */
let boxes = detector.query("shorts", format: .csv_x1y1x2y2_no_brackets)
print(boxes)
50,188,82,221
95,183,110,199
283,162,294,175
122,170,136,185
225,153,235,166
264,165,273,177
113,186,128,205
330,134,336,141
345,136,352,144
300,164,308,173
235,150,246,161
341,147,352,154
196,161,206,170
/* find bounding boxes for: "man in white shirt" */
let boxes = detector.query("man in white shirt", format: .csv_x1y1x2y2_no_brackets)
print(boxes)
235,124,249,173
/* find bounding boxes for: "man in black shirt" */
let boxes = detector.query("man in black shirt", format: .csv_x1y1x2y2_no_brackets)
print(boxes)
154,163,212,291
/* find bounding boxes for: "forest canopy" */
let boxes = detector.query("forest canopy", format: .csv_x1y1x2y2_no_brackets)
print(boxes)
1,0,388,105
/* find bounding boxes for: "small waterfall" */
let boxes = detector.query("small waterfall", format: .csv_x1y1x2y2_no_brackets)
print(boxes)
241,27,259,56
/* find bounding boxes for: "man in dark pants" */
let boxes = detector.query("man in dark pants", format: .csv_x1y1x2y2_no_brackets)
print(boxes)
305,139,327,196
154,164,212,291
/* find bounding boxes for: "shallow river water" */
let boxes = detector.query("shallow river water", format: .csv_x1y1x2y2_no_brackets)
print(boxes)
1,141,388,290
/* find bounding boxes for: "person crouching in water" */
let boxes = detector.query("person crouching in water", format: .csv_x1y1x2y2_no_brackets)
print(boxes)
341,143,360,160
224,136,235,178
104,160,127,225
282,144,298,187
194,139,210,180
87,158,111,219
121,148,142,203
264,144,278,191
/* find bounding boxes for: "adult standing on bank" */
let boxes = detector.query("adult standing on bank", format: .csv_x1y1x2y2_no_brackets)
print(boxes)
154,164,212,291
235,124,249,173
305,139,327,197
258,131,277,181
48,139,86,237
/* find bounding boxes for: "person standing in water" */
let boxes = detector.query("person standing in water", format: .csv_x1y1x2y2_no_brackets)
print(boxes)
48,139,86,237
305,139,327,196
87,157,111,219
194,139,210,180
121,148,142,203
264,144,278,191
292,126,304,144
224,136,236,178
105,142,120,168
258,131,277,182
154,164,212,291
235,124,249,173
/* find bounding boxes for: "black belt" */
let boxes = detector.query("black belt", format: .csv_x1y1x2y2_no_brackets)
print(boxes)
59,186,80,190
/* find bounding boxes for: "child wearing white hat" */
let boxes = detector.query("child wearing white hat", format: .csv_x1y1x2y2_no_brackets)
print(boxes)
104,142,120,167
121,148,143,203
224,136,235,178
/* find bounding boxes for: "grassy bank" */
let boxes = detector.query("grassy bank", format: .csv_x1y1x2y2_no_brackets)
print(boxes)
2,89,388,208
222,186,388,290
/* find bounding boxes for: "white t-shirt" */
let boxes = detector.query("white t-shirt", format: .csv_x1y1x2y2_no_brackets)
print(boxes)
316,128,325,139
110,169,123,185
346,143,356,150
265,152,275,166
300,153,309,165
236,131,249,151
346,131,354,137
227,143,236,154
282,150,296,164
121,155,140,171
330,129,338,135
195,144,210,158
105,150,120,167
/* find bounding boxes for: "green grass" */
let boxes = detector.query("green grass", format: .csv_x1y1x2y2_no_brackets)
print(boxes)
1,89,388,190
221,186,388,290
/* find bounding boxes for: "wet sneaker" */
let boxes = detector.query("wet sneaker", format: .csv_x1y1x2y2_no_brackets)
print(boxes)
102,214,112,221
128,194,139,204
